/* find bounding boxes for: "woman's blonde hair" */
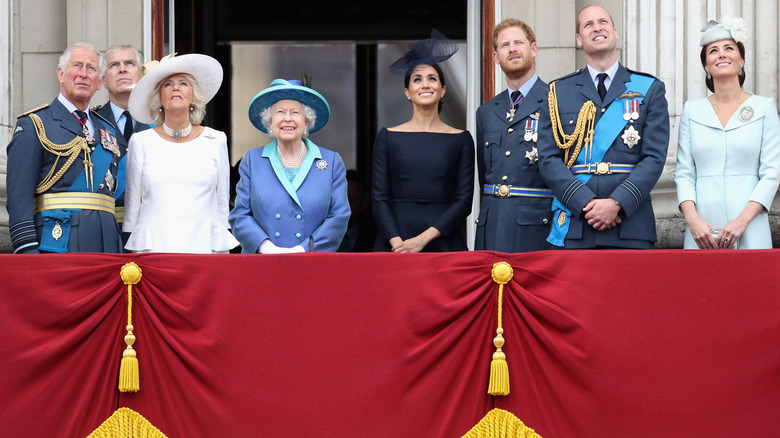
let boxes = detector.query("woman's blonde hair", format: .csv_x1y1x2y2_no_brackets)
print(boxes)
147,73,207,125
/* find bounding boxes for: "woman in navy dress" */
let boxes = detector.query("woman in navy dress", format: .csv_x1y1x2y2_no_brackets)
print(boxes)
372,30,474,252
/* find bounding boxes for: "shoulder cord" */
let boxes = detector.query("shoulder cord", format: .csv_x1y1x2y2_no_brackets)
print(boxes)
548,82,597,168
29,113,92,194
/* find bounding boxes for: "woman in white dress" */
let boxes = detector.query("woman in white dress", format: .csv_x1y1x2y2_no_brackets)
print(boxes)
675,16,780,249
124,54,239,253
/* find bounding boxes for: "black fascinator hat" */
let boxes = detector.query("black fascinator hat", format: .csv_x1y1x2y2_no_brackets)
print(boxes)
389,28,458,76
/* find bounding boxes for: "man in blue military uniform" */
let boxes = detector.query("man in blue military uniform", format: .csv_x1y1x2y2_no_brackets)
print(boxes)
475,19,553,252
6,42,124,253
94,44,150,242
537,5,670,249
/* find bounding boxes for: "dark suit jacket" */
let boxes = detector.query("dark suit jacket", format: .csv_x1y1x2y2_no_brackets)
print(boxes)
475,78,552,252
537,64,670,249
6,98,123,253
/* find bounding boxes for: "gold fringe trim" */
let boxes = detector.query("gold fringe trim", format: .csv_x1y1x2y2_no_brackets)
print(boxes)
462,408,542,438
86,407,168,438
488,262,513,396
119,262,142,393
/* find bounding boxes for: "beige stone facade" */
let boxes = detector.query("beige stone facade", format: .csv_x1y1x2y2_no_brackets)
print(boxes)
1,0,779,251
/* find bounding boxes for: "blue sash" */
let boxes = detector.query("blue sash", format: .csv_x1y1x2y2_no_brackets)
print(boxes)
548,73,654,246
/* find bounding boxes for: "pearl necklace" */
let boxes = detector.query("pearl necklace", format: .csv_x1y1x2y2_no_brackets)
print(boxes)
277,143,306,168
163,122,192,138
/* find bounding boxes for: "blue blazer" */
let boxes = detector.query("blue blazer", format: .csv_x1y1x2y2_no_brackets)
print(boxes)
229,139,350,253
6,97,123,253
537,64,670,248
475,79,552,252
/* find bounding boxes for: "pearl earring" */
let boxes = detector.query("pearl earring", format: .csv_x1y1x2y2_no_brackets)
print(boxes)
190,104,194,112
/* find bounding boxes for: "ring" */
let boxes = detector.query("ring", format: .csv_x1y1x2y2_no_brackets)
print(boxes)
725,237,730,243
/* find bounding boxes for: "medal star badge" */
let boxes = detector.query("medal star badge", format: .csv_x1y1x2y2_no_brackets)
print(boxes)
621,126,641,149
525,147,539,164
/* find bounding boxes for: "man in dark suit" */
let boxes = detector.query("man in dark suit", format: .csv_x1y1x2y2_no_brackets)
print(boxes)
537,5,670,249
475,19,553,252
6,42,123,253
94,44,150,241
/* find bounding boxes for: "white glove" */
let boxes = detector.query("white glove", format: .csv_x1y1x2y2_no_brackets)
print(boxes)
259,240,305,254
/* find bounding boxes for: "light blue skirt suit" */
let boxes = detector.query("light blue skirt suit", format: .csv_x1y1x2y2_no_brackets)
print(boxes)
229,138,350,253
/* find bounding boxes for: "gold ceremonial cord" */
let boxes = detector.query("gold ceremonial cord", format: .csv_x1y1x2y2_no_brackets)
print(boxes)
28,113,92,194
548,82,597,168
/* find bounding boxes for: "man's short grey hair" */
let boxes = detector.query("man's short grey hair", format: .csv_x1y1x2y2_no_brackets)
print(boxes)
102,44,142,75
58,42,101,72
259,102,317,138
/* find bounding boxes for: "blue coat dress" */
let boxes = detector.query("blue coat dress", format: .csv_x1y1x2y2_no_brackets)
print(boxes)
229,139,350,253
675,95,780,249
475,78,552,252
537,64,670,249
6,97,123,253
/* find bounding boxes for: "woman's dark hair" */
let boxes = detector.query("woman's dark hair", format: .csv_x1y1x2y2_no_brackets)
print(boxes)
404,63,446,113
700,40,746,92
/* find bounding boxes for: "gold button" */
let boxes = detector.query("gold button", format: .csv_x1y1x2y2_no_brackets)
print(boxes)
508,128,514,133
505,151,511,157
502,176,508,181
485,141,490,146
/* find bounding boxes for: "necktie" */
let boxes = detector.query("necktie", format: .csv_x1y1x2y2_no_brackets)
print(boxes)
510,90,522,108
74,110,90,138
122,110,134,140
597,73,608,101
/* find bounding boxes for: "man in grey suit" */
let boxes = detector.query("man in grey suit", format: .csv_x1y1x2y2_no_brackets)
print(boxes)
537,5,670,249
94,44,150,239
475,19,553,252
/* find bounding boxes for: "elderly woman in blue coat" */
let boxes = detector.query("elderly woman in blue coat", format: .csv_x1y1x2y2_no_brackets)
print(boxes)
229,79,350,253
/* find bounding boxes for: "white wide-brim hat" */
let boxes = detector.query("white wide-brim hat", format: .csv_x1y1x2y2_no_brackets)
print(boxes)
247,79,330,134
128,53,223,124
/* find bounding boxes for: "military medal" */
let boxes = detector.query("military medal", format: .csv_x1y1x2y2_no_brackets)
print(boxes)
623,99,640,121
104,169,115,193
100,129,121,156
506,91,524,122
630,99,639,120
52,221,63,240
557,211,567,227
738,106,754,122
525,147,539,164
622,125,641,149
524,115,539,142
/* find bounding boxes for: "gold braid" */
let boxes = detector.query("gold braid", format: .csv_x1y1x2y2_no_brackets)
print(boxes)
29,113,92,194
548,82,597,168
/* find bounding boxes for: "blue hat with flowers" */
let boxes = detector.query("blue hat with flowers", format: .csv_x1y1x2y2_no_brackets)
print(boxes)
248,79,330,134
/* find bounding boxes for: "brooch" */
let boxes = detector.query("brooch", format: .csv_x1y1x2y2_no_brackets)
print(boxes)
738,106,754,122
315,159,328,171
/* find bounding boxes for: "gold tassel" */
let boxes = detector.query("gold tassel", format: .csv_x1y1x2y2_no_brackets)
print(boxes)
119,262,143,393
488,262,513,396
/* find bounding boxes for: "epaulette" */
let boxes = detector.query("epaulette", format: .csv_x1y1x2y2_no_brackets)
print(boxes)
549,69,583,86
17,104,49,119
92,110,116,129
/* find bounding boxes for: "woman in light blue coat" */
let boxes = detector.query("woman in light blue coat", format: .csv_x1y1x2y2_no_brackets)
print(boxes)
229,79,349,253
676,17,780,249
